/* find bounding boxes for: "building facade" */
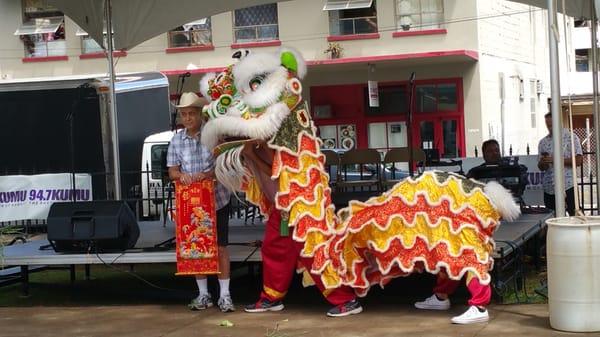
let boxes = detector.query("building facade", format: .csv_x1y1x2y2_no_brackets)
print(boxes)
0,0,570,157
560,18,596,129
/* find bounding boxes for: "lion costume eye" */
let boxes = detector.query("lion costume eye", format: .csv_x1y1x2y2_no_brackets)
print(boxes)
249,74,267,91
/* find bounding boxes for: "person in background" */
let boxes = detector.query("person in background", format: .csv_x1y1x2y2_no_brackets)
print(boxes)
467,139,501,178
480,139,501,165
538,112,583,216
241,139,363,317
413,270,491,324
415,138,502,324
167,92,234,312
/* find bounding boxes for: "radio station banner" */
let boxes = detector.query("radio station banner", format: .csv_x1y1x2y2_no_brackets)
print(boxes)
0,173,93,222
175,180,219,275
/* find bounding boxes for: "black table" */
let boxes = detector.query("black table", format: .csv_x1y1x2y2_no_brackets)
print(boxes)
492,212,553,302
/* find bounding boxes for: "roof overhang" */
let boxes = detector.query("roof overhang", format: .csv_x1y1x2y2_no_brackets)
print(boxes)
161,49,479,76
507,0,599,19
322,0,373,11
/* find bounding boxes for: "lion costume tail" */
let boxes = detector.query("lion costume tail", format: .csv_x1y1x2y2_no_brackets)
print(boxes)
483,181,520,222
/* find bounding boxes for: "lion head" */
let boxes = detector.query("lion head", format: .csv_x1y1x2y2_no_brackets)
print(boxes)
199,47,311,193
200,47,306,150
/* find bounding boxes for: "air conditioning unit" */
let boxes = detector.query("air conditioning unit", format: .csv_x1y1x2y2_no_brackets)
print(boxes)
536,80,544,95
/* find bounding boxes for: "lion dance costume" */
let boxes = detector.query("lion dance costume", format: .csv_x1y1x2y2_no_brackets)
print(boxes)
198,47,520,316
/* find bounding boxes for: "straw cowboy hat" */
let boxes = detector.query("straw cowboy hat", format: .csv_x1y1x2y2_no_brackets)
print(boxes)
175,92,208,108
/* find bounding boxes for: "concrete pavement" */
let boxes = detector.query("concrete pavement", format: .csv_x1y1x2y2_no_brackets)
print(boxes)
1,303,598,337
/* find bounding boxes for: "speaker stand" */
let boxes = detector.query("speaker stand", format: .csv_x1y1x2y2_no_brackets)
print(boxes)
153,236,175,249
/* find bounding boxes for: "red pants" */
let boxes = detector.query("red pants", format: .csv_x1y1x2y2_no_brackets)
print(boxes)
433,271,491,307
259,209,356,306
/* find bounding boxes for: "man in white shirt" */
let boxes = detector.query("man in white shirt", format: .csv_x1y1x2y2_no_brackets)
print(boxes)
537,112,583,216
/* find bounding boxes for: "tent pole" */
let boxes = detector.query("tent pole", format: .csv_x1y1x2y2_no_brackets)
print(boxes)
105,0,121,200
591,0,600,214
407,72,416,176
548,0,566,216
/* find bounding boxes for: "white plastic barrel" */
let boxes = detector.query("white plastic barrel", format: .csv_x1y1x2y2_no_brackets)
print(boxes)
546,216,600,332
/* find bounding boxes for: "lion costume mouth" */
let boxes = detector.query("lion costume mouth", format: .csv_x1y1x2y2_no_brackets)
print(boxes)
212,138,250,157
200,47,306,155
201,100,293,154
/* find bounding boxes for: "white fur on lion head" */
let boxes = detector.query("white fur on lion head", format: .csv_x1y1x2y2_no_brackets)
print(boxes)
232,47,306,109
199,72,216,101
200,46,307,150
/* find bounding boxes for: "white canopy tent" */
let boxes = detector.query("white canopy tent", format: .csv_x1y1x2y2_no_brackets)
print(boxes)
48,0,287,50
46,0,291,199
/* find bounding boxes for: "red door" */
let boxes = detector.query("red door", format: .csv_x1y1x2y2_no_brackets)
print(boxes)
412,117,463,158
410,79,464,158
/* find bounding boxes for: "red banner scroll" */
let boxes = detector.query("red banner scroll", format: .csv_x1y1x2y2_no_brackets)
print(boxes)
175,180,219,275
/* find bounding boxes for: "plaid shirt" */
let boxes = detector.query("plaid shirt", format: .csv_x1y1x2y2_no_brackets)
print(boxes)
167,129,230,210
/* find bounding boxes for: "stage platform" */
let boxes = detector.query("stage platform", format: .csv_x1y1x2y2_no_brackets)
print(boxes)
1,219,264,295
2,219,263,267
2,213,552,297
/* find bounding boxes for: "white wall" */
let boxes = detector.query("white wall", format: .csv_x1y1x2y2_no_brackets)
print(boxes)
0,0,478,78
0,0,25,80
2,0,564,158
476,0,572,156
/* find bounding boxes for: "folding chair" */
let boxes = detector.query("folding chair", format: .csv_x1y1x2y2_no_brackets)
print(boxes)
381,148,426,189
336,148,382,193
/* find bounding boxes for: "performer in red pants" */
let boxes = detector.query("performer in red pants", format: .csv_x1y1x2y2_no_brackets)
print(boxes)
246,209,359,315
241,140,362,317
414,271,491,324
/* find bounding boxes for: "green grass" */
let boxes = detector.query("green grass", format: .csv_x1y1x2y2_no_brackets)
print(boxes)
0,264,194,307
0,261,263,307
0,259,548,307
495,266,548,305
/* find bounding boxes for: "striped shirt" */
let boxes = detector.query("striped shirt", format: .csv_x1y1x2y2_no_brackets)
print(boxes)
167,129,230,210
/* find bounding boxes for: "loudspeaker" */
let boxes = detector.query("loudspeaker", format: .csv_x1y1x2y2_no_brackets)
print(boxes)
47,200,140,253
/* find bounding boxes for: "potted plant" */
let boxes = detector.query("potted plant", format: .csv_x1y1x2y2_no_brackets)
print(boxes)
324,42,343,59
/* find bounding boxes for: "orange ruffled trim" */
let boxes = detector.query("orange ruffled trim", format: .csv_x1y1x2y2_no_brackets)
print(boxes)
273,131,337,258
313,172,500,292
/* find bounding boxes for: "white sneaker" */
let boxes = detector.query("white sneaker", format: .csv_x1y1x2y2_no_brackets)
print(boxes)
218,295,235,313
414,294,450,310
451,305,489,324
189,293,213,310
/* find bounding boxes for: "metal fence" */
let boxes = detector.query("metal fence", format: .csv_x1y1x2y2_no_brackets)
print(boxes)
0,166,262,232
577,151,598,214
0,167,174,232
573,127,598,214
3,142,599,231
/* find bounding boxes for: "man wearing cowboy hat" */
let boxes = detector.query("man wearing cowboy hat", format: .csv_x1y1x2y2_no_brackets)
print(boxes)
167,92,234,312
